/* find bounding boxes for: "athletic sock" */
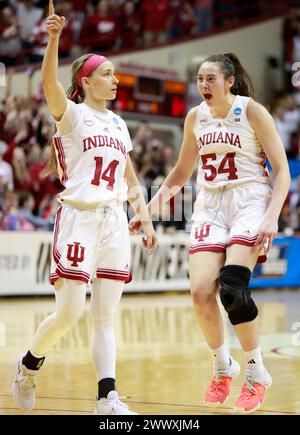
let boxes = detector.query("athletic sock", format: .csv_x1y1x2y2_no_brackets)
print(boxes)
210,343,231,369
22,350,45,370
245,346,264,373
98,378,116,399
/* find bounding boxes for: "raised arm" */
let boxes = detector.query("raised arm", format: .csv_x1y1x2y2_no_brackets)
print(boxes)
247,99,291,252
41,0,67,121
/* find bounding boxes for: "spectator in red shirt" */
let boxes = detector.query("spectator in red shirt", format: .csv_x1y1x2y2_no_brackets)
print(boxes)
80,0,120,52
70,0,88,13
120,0,141,48
140,0,172,46
29,145,62,210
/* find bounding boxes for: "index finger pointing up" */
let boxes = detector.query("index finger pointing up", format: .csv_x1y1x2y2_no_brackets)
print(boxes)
49,0,55,16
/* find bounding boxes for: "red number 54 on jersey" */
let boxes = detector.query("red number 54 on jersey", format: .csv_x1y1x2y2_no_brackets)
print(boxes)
201,152,238,181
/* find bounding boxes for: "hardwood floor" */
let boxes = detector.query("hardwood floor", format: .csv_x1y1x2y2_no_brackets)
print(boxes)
0,290,299,415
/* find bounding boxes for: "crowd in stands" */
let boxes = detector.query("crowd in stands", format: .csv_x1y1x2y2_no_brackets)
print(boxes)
0,0,300,235
0,0,289,66
1,68,300,235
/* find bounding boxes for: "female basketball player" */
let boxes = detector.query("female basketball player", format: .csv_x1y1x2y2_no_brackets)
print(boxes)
130,53,291,413
13,0,157,415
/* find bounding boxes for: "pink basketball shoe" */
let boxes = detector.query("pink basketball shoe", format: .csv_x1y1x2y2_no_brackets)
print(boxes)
234,367,272,413
205,357,240,405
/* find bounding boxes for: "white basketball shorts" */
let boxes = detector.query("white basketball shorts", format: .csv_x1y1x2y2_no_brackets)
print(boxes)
189,182,272,263
50,204,131,285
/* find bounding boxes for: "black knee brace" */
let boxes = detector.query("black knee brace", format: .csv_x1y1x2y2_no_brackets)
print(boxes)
219,265,258,325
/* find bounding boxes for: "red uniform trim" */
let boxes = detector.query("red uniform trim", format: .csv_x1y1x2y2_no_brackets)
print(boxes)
50,267,90,285
96,268,132,283
189,243,226,254
53,137,68,185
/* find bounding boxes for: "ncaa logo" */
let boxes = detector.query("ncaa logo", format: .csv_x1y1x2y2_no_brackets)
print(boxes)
234,107,242,115
83,116,94,126
113,117,119,125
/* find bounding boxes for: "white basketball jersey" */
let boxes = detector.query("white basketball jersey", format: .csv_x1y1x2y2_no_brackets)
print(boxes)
193,95,269,189
53,100,132,208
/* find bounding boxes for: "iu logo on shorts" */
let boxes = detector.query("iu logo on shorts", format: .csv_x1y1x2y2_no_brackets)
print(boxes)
195,224,211,242
67,242,85,267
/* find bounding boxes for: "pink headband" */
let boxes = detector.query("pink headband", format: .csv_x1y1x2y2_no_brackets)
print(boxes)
76,54,109,88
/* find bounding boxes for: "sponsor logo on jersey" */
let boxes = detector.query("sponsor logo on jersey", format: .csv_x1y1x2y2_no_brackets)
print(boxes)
234,107,242,115
234,118,240,122
103,127,109,132
217,122,222,128
199,117,207,125
113,117,119,125
83,116,95,126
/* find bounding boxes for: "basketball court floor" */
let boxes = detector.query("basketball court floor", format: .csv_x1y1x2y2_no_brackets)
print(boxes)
0,289,299,415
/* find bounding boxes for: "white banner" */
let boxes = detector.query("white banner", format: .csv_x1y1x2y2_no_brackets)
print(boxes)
0,232,190,295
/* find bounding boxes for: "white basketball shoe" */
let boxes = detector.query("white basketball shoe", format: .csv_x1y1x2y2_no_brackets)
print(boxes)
94,391,138,415
12,353,37,410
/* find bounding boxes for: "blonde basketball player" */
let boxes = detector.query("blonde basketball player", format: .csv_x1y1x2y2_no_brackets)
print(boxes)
130,53,291,413
12,0,157,415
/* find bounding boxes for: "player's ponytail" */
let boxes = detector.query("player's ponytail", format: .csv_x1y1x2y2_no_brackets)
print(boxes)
43,139,58,177
66,53,93,103
200,53,256,99
223,53,255,98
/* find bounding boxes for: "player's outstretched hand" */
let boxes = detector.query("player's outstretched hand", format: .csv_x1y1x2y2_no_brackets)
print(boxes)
46,0,65,38
254,215,278,254
141,221,158,256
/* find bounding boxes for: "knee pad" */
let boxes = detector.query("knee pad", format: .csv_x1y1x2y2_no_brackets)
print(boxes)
219,265,258,325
